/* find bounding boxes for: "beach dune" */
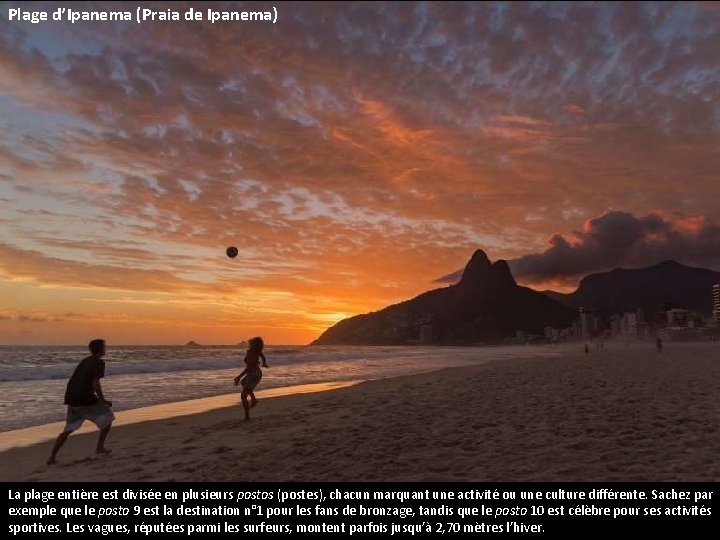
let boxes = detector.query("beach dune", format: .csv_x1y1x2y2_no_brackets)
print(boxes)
1,343,718,482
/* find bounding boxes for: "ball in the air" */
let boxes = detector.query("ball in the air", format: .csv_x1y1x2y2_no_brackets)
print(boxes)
226,246,238,258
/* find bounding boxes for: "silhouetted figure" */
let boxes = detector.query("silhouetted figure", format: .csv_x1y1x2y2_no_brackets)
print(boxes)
47,339,114,465
234,337,268,421
656,337,663,353
584,343,590,354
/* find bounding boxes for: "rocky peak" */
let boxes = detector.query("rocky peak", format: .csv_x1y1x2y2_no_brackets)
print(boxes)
458,251,516,289
459,249,492,284
491,259,517,287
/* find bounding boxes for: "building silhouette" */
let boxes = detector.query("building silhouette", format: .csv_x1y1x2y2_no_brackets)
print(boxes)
713,284,720,325
666,309,689,327
578,307,600,339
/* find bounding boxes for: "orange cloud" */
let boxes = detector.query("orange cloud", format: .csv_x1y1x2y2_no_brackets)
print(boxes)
0,243,210,293
1,3,718,344
563,104,585,115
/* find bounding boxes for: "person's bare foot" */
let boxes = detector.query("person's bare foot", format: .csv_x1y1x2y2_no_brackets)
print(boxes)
250,399,258,408
46,457,57,465
96,448,112,455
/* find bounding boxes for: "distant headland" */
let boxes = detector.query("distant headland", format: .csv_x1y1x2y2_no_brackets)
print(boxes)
313,250,720,345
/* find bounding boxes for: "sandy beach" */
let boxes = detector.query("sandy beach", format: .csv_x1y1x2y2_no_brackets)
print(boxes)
1,343,718,482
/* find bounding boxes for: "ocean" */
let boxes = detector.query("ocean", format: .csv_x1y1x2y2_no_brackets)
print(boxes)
0,344,559,432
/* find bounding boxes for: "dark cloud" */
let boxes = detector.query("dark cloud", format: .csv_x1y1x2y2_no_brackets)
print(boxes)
434,268,463,285
510,211,720,284
435,211,720,287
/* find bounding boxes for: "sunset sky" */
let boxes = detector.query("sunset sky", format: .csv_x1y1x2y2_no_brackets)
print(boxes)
1,2,719,344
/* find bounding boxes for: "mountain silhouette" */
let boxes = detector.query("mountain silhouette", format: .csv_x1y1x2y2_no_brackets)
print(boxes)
312,250,577,345
545,260,720,317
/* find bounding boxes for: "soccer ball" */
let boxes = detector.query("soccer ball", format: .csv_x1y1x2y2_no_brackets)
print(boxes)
226,246,238,258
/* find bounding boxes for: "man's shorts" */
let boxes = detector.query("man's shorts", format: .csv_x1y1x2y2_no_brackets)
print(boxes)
64,403,115,433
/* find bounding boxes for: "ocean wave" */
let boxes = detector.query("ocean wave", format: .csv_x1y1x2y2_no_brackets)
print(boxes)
265,348,304,355
0,346,446,382
0,357,240,382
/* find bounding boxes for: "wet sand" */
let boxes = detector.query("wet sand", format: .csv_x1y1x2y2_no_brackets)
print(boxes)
0,381,361,452
1,343,718,481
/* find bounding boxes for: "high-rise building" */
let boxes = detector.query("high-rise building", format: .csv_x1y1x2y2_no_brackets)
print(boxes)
579,307,589,339
578,307,599,339
621,312,638,337
713,284,720,325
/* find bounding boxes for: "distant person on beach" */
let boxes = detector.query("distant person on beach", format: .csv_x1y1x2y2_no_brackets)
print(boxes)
47,339,114,465
584,343,590,354
656,337,663,353
234,337,269,421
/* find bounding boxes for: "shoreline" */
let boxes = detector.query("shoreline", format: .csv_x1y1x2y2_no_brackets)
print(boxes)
0,380,363,452
1,343,717,482
0,343,561,434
